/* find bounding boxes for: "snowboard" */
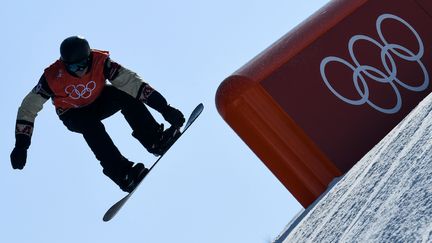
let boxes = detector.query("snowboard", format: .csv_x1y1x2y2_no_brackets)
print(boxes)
103,103,204,222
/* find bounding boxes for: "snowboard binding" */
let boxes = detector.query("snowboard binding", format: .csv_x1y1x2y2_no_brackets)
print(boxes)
147,125,181,156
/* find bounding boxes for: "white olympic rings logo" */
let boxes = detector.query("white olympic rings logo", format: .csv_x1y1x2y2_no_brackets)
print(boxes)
320,13,429,114
65,81,97,100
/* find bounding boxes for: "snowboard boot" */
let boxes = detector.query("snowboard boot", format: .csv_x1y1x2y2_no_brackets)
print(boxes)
146,125,181,156
117,163,149,193
132,124,164,155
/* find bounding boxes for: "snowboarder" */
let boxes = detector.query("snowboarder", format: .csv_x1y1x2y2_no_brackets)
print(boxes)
10,36,185,193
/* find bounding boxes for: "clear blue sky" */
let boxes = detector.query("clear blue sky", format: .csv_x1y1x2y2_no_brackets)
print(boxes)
1,1,329,243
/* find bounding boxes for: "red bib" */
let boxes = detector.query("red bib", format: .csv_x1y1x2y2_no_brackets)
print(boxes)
44,50,109,109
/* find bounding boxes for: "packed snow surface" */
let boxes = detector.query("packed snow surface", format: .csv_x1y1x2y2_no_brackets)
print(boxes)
280,94,432,242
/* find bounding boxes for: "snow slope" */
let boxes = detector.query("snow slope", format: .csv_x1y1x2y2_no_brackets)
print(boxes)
277,93,432,242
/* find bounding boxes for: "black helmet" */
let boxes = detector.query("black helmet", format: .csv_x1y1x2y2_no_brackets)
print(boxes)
60,36,91,63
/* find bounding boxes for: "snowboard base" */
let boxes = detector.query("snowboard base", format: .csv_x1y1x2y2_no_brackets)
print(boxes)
103,103,204,222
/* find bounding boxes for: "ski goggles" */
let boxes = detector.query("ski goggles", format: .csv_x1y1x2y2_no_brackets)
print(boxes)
65,58,90,73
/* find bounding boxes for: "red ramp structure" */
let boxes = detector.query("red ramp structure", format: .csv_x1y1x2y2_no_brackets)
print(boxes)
215,0,432,207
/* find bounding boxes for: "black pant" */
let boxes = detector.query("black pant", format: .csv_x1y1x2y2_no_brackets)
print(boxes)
59,85,160,182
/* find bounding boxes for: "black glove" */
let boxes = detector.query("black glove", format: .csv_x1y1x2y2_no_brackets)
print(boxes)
162,105,185,128
11,147,28,170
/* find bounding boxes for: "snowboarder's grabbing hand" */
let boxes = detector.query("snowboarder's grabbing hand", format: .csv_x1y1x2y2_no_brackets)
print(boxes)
10,36,185,192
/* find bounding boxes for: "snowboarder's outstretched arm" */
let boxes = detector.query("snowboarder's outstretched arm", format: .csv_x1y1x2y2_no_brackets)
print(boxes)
11,76,52,169
105,59,185,127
